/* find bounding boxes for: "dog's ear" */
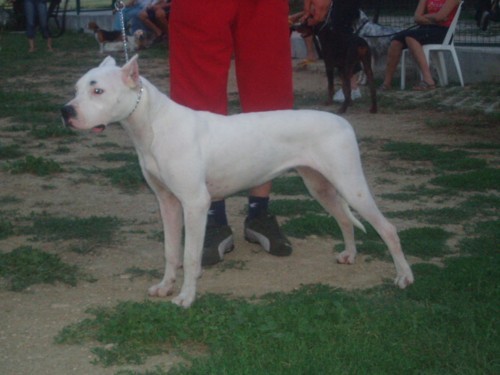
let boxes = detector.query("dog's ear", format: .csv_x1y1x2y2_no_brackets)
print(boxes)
121,55,140,88
99,56,116,67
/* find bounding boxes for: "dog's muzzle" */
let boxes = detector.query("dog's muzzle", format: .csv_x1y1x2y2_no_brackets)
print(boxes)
61,105,77,127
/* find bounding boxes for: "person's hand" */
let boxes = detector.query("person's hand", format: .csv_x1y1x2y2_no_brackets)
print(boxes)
302,0,331,25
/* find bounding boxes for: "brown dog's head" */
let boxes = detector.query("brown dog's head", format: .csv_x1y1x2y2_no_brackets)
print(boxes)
87,21,99,32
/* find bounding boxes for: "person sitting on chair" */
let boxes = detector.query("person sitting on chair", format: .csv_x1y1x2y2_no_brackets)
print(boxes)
112,0,154,35
475,0,500,31
138,0,170,42
380,0,460,91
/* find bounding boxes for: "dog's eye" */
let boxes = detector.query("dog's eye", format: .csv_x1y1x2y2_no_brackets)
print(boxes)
93,88,104,95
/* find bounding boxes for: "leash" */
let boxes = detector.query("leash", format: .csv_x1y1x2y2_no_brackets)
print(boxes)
114,0,143,118
357,24,418,38
115,0,129,62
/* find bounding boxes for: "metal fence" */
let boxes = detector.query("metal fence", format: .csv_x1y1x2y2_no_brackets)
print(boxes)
3,0,499,46
359,0,500,46
289,0,500,46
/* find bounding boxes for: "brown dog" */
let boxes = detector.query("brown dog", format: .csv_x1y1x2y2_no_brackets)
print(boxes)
293,7,377,114
88,21,124,53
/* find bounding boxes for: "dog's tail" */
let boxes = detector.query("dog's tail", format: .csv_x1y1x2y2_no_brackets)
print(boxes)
341,198,366,233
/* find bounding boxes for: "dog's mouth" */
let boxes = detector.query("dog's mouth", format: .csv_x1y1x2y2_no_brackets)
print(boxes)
91,124,106,133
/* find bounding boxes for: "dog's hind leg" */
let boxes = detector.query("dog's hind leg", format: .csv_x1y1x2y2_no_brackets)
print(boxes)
331,173,414,288
299,146,413,288
147,186,184,298
359,44,377,113
324,61,335,106
338,66,353,114
297,167,362,265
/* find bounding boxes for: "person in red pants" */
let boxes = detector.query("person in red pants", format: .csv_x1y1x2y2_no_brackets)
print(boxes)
169,0,330,266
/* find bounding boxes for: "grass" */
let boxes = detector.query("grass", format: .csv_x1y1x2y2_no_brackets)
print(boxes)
0,246,79,291
430,168,500,191
4,155,64,176
102,162,147,191
0,142,24,159
25,212,122,247
382,141,487,171
55,248,499,372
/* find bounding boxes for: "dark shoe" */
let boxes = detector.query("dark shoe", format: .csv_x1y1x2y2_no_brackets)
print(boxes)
202,223,234,266
244,212,292,256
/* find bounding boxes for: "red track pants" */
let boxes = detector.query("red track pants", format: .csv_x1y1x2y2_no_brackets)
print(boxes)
169,0,294,115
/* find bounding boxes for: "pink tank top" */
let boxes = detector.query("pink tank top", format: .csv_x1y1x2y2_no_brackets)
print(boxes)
426,0,458,28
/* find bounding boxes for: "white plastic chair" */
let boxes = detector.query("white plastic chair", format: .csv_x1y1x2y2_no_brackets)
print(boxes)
400,1,465,90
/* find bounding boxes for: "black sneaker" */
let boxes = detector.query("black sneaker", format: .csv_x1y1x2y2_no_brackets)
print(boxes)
244,212,292,256
202,223,234,266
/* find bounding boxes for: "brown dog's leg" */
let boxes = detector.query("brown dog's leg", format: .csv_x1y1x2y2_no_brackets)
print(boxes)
359,45,377,113
338,67,352,114
325,64,335,106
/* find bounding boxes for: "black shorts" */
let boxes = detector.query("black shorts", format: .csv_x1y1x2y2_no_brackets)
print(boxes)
392,25,448,48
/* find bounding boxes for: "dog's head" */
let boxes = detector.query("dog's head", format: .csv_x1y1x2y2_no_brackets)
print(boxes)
61,55,142,133
87,21,99,32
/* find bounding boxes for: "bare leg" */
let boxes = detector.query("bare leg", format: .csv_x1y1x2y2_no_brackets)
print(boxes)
47,37,53,52
249,181,272,198
28,38,35,52
405,36,435,86
382,40,404,88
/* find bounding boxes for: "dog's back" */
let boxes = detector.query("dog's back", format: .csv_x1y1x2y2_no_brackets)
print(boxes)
355,11,399,67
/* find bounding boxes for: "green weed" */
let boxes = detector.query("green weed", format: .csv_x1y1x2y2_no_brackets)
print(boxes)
4,155,63,176
270,175,309,196
0,219,14,240
25,213,122,248
0,142,23,159
99,152,138,163
382,141,487,171
269,199,323,216
56,275,499,373
282,214,341,238
0,246,79,291
102,163,146,191
430,168,500,191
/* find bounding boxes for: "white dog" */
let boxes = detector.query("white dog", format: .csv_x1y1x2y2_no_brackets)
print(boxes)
61,56,414,307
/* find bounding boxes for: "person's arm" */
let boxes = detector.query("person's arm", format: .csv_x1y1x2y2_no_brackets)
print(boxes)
415,0,460,25
302,0,332,25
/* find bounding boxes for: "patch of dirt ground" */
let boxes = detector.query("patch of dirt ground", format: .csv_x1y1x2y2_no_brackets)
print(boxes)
0,57,498,375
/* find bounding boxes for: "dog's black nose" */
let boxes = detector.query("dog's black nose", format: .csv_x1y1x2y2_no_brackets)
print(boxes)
61,105,77,124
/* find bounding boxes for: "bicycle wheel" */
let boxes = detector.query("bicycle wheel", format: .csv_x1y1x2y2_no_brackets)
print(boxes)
47,0,68,38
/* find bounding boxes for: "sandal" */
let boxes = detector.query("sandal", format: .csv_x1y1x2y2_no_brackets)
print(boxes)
413,81,436,91
297,59,315,69
378,84,391,92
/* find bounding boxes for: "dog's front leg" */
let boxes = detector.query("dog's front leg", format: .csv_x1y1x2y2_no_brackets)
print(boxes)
172,198,210,308
325,65,335,106
148,190,183,298
339,68,352,114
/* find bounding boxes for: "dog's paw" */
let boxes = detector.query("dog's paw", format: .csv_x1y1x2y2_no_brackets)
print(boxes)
148,280,175,297
394,272,414,289
172,291,196,308
336,250,356,265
